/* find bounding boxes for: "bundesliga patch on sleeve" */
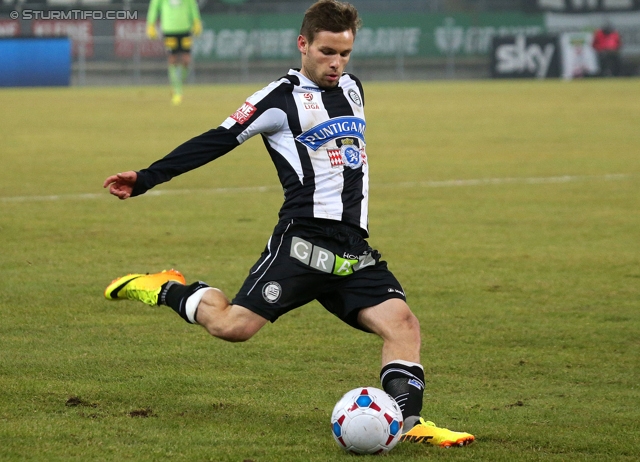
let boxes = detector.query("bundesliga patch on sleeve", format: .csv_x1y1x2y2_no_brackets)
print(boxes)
230,102,257,124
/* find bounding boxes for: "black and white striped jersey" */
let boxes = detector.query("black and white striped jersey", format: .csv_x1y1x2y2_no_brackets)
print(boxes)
132,69,369,235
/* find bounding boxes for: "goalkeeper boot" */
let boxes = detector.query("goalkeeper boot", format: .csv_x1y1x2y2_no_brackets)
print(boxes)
104,269,186,306
400,418,474,447
171,93,183,106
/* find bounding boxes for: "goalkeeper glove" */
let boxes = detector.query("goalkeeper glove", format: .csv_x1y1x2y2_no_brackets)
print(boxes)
192,19,203,37
146,24,158,40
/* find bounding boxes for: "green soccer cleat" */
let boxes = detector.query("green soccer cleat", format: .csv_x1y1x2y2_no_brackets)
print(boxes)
400,418,475,447
104,269,186,306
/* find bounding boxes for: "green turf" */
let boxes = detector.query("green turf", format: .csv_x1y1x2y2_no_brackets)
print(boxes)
0,79,638,461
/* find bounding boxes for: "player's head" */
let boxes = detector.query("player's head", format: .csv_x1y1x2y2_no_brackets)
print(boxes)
300,0,361,45
297,0,361,89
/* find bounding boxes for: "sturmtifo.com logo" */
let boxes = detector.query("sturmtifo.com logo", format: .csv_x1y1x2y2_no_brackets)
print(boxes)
10,10,138,20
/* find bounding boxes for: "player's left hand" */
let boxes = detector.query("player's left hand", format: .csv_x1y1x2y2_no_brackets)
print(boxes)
192,19,203,37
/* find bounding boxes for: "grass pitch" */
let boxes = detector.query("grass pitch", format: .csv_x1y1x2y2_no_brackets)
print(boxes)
0,78,639,461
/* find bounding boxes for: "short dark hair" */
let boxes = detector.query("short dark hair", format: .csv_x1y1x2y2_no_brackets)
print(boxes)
300,0,362,44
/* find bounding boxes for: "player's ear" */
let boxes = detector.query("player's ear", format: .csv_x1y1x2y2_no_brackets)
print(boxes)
297,35,309,54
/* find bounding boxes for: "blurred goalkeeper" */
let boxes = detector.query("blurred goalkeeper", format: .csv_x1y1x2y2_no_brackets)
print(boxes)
146,0,203,105
104,0,474,449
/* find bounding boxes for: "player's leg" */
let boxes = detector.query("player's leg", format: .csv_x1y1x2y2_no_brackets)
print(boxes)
179,35,193,83
358,299,474,447
180,52,191,82
104,270,267,341
170,34,193,104
357,299,424,427
162,281,268,342
163,34,183,104
357,298,420,366
104,220,316,342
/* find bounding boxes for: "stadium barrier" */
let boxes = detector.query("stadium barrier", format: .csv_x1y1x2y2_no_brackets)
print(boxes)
1,8,637,85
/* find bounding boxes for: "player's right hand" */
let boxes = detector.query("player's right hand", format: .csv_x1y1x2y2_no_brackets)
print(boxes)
103,171,137,200
146,24,158,40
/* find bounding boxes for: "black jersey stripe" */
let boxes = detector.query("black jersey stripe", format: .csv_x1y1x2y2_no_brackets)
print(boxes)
321,75,364,230
276,83,317,221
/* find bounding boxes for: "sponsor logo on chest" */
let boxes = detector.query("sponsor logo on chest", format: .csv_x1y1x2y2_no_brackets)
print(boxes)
296,116,366,151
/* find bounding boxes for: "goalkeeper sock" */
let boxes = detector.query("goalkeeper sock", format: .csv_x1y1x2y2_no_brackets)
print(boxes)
180,64,189,84
160,281,212,324
380,360,425,429
168,64,182,95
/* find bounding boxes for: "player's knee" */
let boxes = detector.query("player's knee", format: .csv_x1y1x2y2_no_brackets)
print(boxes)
396,307,420,336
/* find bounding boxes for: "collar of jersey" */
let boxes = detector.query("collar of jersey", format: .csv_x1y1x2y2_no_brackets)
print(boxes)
288,68,344,92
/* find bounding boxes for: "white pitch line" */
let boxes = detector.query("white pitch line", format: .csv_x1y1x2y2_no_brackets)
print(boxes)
0,174,633,204
379,173,632,189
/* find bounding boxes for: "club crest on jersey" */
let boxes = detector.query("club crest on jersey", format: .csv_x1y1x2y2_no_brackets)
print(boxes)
341,139,363,168
230,102,256,124
327,139,367,169
296,116,366,151
348,89,362,107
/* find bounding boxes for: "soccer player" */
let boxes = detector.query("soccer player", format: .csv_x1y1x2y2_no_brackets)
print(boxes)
146,0,203,105
104,0,474,448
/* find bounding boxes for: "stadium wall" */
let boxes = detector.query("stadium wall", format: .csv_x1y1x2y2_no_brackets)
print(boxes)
1,5,638,85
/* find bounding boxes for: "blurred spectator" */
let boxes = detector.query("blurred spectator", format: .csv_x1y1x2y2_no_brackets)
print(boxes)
592,24,621,77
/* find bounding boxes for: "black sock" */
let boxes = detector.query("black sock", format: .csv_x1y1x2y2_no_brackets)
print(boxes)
380,361,425,428
159,281,210,324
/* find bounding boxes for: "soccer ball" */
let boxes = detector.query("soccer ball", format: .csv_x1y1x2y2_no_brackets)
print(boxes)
330,387,404,455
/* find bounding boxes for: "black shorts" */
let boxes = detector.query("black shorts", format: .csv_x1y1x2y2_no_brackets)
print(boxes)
231,218,406,331
164,33,192,54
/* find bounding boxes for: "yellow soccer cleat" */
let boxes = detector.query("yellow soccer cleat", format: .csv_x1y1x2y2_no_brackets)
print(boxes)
400,418,474,447
104,269,185,306
171,93,183,106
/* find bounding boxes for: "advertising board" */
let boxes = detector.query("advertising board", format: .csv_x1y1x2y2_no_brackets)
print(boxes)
491,34,562,78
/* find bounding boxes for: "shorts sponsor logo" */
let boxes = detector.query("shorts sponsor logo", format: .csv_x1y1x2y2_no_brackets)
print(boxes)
290,237,377,276
262,282,282,303
230,102,256,124
348,88,362,107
